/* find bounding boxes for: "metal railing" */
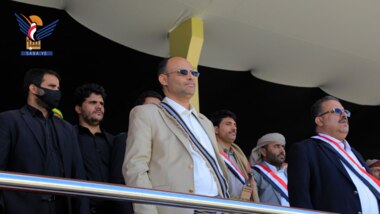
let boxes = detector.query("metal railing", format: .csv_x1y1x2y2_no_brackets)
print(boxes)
0,171,328,214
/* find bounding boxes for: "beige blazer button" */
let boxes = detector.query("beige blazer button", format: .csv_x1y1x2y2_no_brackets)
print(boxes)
189,188,194,193
189,164,194,169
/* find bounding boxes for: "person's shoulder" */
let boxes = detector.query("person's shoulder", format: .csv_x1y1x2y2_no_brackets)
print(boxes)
101,128,115,137
115,131,127,139
135,103,169,121
231,142,245,154
289,138,319,153
252,165,264,180
252,167,263,177
196,111,208,119
131,102,161,114
53,117,75,128
0,108,23,120
196,112,214,125
293,138,317,146
113,132,127,146
102,129,116,143
0,109,20,116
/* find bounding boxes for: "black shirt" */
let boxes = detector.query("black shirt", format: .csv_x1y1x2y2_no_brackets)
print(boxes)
26,105,64,177
77,125,111,183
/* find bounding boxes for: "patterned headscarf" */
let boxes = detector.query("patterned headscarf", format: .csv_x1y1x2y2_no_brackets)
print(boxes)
249,133,286,166
367,159,380,168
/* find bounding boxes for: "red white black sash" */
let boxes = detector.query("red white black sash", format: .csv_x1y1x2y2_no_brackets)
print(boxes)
219,151,246,185
252,163,288,201
312,134,380,199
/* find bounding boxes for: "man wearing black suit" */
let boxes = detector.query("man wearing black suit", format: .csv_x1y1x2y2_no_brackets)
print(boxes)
0,68,89,214
288,95,380,213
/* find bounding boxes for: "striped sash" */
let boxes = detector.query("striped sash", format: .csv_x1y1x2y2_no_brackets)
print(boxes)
219,151,246,185
160,102,229,198
312,134,380,199
252,163,288,201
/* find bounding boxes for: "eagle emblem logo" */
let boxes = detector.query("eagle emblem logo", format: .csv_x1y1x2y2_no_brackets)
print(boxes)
15,13,59,51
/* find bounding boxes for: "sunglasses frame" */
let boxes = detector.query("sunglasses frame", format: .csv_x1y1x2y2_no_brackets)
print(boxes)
165,69,200,77
318,108,351,117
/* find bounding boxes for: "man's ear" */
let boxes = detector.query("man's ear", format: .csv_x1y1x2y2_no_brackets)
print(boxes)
75,105,81,114
158,74,168,86
214,126,219,135
29,84,38,94
259,147,266,158
315,116,323,127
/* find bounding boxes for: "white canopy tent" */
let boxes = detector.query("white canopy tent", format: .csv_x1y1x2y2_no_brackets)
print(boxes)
15,0,380,105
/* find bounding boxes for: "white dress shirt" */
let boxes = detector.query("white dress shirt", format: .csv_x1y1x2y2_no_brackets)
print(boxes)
165,98,220,196
338,140,379,214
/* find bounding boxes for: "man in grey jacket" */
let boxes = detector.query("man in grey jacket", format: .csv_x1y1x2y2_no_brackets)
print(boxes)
250,133,289,206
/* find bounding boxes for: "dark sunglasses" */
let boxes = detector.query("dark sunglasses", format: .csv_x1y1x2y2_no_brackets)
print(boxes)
166,69,200,77
318,108,351,117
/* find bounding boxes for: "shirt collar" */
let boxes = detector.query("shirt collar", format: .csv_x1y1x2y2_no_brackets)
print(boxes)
164,97,197,117
78,124,104,136
26,105,53,118
221,144,234,155
264,161,285,173
318,133,351,151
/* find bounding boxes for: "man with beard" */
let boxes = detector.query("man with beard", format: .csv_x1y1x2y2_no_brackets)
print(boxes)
0,68,89,214
287,95,380,213
74,83,114,214
210,109,259,202
250,133,288,206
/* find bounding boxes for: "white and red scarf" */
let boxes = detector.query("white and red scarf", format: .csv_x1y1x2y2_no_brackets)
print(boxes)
312,133,380,199
219,151,246,185
252,163,288,201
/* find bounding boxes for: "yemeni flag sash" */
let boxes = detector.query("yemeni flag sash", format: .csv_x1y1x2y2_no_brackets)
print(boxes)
252,163,288,201
219,151,246,185
312,133,380,199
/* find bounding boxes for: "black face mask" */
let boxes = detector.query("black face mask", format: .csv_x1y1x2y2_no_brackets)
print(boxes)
36,86,61,109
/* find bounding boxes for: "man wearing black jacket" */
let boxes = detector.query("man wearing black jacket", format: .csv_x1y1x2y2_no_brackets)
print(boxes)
0,68,89,214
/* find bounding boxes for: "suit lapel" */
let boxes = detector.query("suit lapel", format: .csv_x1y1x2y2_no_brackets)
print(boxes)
194,112,229,178
196,113,218,151
51,118,68,177
20,106,46,154
196,113,222,162
158,101,230,197
156,104,193,155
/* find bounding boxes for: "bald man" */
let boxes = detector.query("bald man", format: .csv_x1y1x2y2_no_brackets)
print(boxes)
123,57,229,214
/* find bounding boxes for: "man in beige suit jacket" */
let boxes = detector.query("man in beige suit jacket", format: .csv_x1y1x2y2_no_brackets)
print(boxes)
123,56,229,214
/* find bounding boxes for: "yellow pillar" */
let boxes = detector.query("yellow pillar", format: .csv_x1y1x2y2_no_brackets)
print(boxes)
169,17,204,111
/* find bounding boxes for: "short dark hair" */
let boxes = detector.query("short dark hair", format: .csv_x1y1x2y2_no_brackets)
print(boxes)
311,95,340,118
135,90,163,106
74,83,106,106
209,109,237,127
23,68,60,95
157,57,173,76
